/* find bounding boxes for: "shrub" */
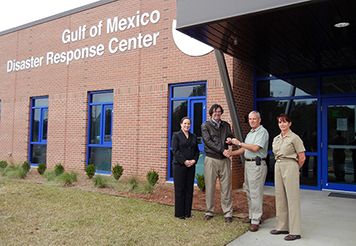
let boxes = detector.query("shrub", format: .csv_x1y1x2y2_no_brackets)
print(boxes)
0,160,8,169
58,172,77,186
54,163,65,176
3,165,27,179
22,161,31,174
85,164,95,179
128,177,138,191
112,164,124,180
93,175,110,188
37,163,47,175
146,170,159,186
196,174,205,192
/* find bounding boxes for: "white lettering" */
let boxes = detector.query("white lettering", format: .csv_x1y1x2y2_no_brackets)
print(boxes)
46,44,105,66
6,56,44,73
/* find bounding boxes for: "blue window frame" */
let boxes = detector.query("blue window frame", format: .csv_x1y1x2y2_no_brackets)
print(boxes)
87,90,113,174
168,82,207,181
29,96,48,166
255,70,356,192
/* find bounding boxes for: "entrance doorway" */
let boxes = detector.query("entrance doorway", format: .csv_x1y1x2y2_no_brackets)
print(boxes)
322,98,356,192
168,82,206,181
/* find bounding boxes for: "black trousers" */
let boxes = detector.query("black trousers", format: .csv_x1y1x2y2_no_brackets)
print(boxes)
173,164,196,218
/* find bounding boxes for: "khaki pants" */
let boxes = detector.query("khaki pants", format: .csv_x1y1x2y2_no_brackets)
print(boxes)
244,160,267,225
204,156,233,218
274,159,302,235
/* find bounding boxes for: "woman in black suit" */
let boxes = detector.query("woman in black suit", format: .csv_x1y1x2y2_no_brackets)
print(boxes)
172,117,200,219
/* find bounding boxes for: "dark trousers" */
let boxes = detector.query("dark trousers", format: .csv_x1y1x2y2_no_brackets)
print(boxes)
173,164,196,218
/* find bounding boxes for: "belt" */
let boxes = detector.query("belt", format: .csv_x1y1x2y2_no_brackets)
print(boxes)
245,158,266,161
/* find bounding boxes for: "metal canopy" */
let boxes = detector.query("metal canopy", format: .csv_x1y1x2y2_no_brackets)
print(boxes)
176,0,356,75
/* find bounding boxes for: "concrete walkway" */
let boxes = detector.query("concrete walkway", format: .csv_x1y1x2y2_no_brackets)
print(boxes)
228,187,356,246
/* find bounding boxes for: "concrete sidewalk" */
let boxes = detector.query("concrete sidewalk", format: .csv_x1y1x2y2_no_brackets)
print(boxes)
228,187,356,246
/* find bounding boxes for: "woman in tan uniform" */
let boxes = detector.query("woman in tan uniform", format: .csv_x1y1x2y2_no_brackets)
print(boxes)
271,114,306,241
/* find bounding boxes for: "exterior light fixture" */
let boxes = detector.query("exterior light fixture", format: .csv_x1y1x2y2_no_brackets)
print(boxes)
334,22,350,28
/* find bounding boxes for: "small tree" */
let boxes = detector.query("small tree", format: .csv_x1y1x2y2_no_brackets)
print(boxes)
54,163,65,176
146,170,159,186
85,164,95,179
37,163,47,175
196,174,205,192
0,160,8,169
22,161,31,174
112,164,124,180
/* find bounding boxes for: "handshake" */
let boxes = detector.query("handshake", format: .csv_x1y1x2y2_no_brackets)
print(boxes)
223,137,243,158
226,137,242,146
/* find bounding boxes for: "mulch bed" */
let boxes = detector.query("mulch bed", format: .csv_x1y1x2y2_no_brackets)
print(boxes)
23,170,276,221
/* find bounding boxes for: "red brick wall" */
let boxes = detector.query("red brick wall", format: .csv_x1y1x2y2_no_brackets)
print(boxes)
0,0,253,187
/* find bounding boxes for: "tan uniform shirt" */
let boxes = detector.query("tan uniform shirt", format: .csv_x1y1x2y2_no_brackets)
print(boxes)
272,130,305,161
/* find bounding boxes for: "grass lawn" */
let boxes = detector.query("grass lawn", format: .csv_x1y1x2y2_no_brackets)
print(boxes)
0,178,248,245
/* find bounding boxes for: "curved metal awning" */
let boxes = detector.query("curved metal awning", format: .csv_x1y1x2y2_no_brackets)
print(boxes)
176,0,356,76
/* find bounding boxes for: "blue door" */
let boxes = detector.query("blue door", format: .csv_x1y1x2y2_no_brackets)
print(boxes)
191,100,206,176
322,98,356,192
168,82,207,181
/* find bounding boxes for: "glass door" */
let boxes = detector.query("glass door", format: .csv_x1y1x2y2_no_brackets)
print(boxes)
191,100,206,176
322,98,356,192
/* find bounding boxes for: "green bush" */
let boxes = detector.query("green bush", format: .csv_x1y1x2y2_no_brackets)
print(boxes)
22,161,31,174
93,175,110,188
112,164,124,180
128,177,138,191
58,172,77,186
146,170,159,186
0,160,8,169
3,165,27,179
54,163,65,176
196,173,205,192
37,163,47,175
86,164,95,179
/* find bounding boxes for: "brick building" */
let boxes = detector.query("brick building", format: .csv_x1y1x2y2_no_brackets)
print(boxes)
0,0,253,188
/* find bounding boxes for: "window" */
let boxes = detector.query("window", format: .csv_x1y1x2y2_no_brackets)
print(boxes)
256,76,318,187
29,97,48,166
168,82,206,180
87,91,113,173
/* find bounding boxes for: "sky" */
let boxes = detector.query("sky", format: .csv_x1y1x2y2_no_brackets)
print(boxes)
0,0,99,32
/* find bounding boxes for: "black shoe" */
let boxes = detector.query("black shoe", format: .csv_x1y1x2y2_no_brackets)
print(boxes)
204,215,213,221
224,217,233,223
284,234,301,241
270,230,289,235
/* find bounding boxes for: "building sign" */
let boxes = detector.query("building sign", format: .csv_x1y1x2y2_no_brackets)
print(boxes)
6,10,160,73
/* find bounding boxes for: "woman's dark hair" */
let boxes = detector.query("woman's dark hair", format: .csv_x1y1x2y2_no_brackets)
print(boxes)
180,116,191,123
276,114,291,123
208,104,224,116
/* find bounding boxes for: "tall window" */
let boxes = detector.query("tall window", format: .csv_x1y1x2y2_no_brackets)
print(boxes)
87,91,113,173
255,76,318,187
168,82,207,180
29,97,48,166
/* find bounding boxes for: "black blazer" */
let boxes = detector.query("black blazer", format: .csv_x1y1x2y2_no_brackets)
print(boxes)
171,130,200,165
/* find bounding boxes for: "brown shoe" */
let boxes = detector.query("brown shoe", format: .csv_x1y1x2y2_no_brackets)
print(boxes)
204,215,213,221
249,224,259,232
284,234,301,241
270,230,289,235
